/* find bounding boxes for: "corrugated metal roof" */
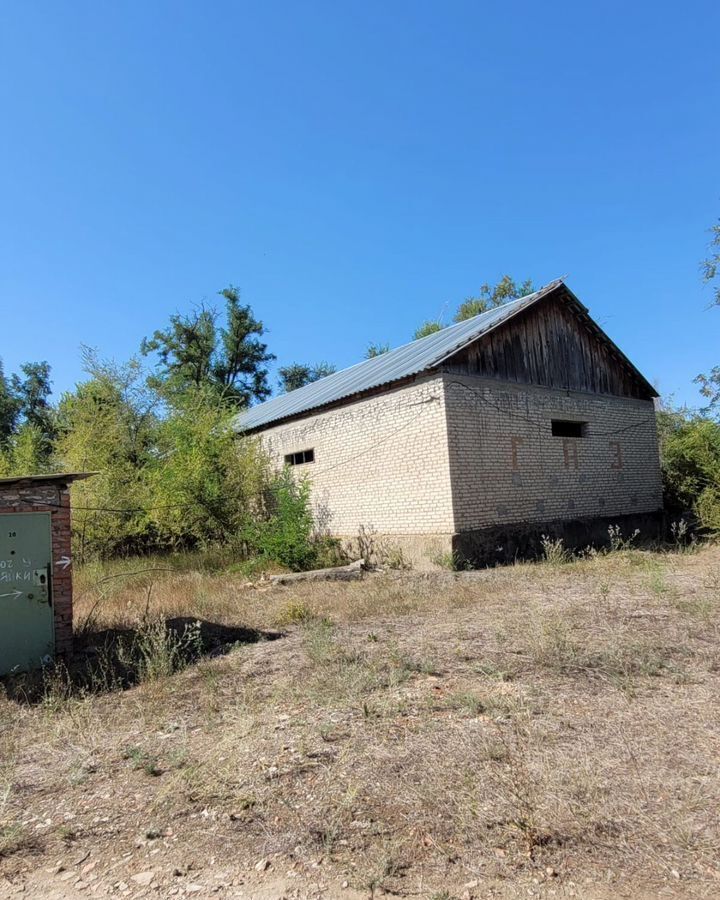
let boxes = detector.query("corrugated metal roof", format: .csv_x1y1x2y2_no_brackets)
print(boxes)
234,280,564,432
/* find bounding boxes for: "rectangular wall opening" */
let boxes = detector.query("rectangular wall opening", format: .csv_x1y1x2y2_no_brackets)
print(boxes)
285,448,315,466
551,420,586,438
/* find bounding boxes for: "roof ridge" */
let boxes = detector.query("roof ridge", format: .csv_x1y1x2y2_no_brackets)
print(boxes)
351,279,563,363
234,279,566,432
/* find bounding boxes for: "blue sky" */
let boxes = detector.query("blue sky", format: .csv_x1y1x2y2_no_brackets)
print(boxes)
1,0,718,407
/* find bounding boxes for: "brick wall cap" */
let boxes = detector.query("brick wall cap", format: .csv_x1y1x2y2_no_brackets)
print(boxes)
0,472,96,489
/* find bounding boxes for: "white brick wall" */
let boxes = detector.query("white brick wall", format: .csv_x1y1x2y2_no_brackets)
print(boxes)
443,374,663,530
255,373,663,548
258,375,455,536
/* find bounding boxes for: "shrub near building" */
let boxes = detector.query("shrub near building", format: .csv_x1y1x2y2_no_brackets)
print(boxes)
659,408,720,533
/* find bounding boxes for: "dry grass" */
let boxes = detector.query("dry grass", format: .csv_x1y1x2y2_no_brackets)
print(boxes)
1,544,719,898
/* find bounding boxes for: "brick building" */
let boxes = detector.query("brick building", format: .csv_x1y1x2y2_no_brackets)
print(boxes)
0,473,89,674
234,280,663,566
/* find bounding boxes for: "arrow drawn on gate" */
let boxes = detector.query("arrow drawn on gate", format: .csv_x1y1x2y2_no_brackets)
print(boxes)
0,590,23,600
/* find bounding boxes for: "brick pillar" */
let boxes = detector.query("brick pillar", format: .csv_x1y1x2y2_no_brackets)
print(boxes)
51,486,74,657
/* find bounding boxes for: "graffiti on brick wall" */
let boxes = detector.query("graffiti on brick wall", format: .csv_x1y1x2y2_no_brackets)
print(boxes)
510,436,524,470
609,440,623,470
562,439,579,470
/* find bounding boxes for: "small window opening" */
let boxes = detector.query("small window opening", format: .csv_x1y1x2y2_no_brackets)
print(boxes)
551,420,586,438
285,448,315,466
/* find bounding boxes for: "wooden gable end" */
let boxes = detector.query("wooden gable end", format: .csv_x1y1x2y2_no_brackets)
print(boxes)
441,291,655,400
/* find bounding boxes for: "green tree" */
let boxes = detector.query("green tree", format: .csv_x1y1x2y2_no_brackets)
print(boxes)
0,360,19,443
278,362,336,393
365,342,390,359
454,275,534,322
701,219,720,307
10,361,55,463
55,350,159,560
696,369,720,410
658,407,720,532
142,286,275,407
148,385,269,550
0,424,51,478
11,362,53,430
413,321,445,340
695,220,720,409
55,349,277,560
0,358,56,470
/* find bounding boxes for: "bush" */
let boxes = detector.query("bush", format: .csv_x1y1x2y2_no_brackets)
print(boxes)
244,468,317,571
658,409,720,533
118,617,203,682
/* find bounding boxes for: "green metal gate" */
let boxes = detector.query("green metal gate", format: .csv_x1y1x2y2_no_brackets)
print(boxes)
0,513,53,676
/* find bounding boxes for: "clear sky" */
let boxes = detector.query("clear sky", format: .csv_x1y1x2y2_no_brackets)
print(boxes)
1,1,718,407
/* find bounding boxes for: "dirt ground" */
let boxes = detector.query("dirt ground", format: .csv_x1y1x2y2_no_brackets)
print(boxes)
1,544,719,899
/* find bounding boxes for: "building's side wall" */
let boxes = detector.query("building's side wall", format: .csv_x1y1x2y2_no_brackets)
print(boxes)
443,375,663,562
0,482,73,657
256,376,455,564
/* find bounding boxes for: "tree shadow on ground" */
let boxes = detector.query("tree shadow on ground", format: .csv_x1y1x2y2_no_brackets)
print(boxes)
2,618,283,705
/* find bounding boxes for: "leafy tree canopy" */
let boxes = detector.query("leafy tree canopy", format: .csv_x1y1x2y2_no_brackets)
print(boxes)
365,342,390,359
141,286,274,407
0,361,18,443
454,275,534,322
149,384,270,551
54,350,159,558
658,407,720,533
695,369,720,412
701,219,720,307
0,424,50,478
413,321,445,340
409,276,535,341
0,358,56,473
695,221,720,411
278,362,336,393
52,347,281,560
11,361,54,437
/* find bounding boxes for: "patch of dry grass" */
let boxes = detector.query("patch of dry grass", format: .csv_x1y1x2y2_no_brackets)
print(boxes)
1,543,719,897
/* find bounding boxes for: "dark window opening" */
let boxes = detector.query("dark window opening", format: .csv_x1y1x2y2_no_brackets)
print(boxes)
285,448,315,466
551,420,586,438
